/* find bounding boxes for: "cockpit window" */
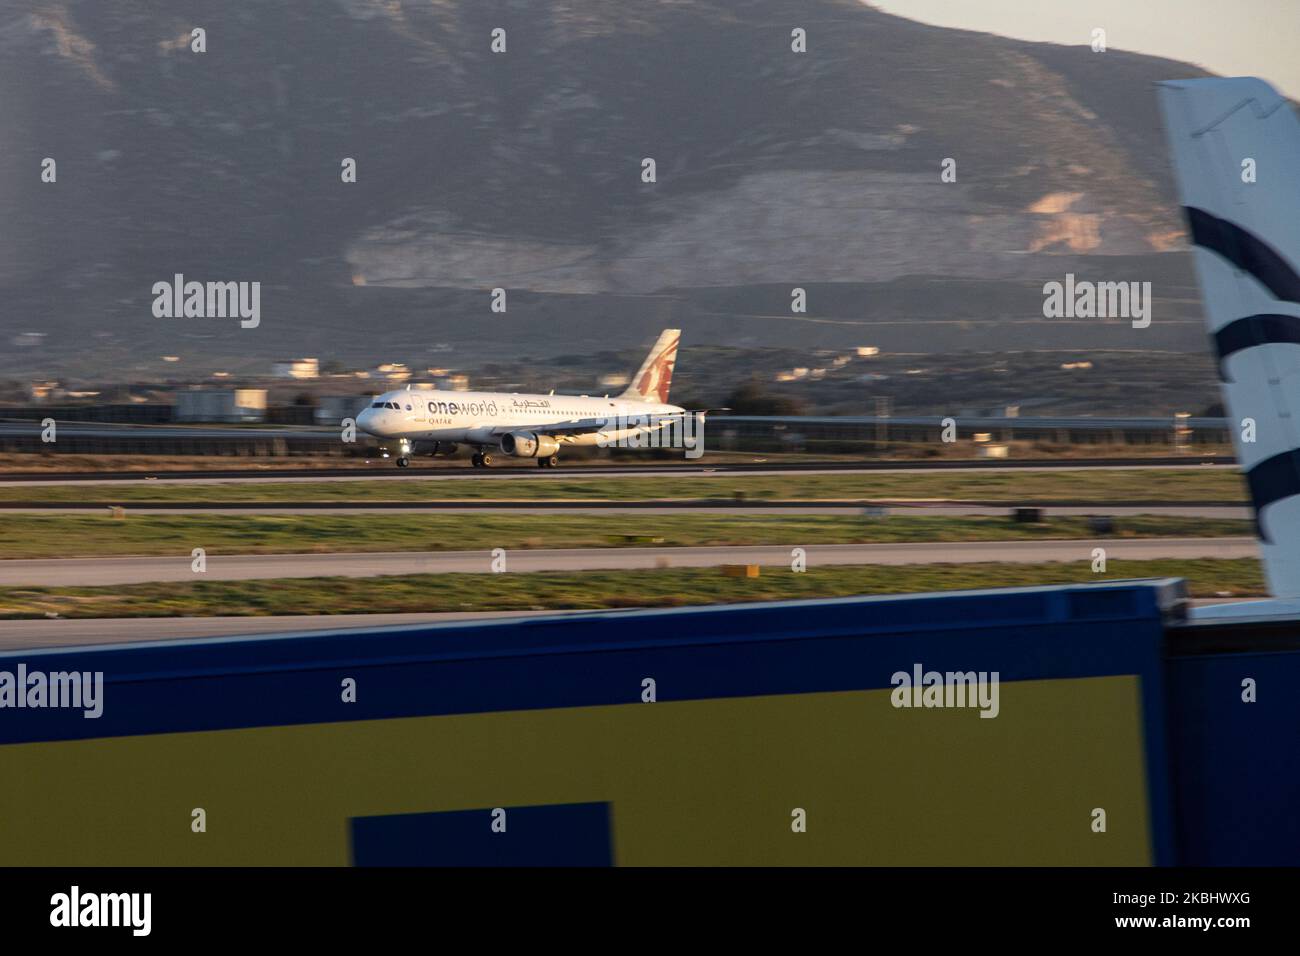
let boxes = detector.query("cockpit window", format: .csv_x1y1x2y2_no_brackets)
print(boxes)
370,402,382,408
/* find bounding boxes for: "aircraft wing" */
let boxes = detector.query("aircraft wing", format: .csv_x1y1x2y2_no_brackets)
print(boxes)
489,415,685,438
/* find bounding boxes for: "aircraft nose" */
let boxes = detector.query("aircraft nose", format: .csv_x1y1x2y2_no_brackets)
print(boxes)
356,407,376,434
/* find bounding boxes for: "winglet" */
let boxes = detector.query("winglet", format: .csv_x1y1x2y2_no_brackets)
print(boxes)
1159,77,1300,597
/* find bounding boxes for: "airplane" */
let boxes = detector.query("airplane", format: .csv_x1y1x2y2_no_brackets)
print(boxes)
355,329,695,468
1159,76,1300,615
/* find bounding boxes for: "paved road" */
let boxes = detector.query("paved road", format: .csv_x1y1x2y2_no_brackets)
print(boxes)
0,598,1263,652
0,537,1257,587
0,609,594,651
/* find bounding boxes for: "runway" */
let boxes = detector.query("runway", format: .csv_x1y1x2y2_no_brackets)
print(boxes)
0,502,1250,517
0,537,1257,587
0,458,1234,485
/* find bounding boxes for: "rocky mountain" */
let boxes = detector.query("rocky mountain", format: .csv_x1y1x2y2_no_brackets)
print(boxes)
0,0,1224,378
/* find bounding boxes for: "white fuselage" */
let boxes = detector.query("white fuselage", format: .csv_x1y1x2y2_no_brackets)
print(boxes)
356,389,684,449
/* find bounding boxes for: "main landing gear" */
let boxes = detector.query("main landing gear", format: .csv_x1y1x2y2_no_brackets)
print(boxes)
469,452,559,468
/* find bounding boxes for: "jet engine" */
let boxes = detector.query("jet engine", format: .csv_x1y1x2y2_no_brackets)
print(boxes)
499,432,560,458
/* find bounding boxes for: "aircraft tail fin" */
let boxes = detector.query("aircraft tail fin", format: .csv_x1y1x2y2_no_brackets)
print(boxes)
1159,77,1300,596
620,329,680,404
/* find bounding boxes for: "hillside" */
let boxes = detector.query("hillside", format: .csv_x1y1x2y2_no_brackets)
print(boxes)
0,0,1219,378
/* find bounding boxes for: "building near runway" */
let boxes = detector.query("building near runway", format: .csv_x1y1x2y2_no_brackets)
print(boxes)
174,388,268,424
0,578,1293,865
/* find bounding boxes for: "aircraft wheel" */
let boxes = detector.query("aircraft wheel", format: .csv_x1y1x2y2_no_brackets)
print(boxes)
542,455,559,468
480,453,494,468
396,457,410,468
471,453,483,468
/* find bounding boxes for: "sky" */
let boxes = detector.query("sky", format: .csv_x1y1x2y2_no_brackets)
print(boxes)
870,0,1300,99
